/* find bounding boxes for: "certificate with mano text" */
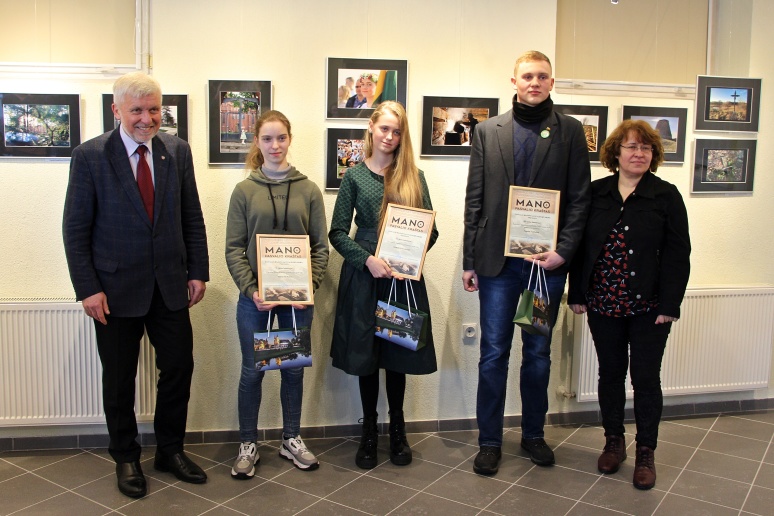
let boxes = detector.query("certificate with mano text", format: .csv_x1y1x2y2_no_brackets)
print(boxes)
375,203,436,280
504,186,560,258
256,234,314,305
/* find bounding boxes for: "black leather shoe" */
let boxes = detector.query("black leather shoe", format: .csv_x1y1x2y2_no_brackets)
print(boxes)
116,461,147,498
388,410,412,466
521,437,555,466
154,451,207,484
473,446,502,475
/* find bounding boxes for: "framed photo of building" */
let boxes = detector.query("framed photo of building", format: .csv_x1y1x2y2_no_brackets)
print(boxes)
692,139,756,193
102,94,189,141
623,106,688,163
553,104,608,162
420,96,499,156
1,93,81,159
326,127,366,190
208,80,272,164
326,57,408,119
695,76,761,132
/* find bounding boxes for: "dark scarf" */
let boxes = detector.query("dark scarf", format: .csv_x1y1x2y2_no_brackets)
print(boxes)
512,94,553,124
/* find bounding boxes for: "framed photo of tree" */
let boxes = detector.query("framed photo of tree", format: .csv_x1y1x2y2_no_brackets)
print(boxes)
208,80,272,164
1,93,81,159
102,94,189,141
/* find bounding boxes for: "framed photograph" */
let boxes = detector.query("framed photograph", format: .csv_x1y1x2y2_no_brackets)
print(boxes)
1,93,80,158
256,234,314,305
504,186,561,257
692,139,756,193
102,94,189,141
209,80,272,164
326,57,408,119
375,204,437,280
420,96,499,156
622,106,687,163
695,76,761,132
553,104,608,162
326,127,366,190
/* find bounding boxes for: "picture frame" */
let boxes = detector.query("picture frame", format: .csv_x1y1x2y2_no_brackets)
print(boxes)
553,104,608,162
326,57,408,119
256,234,314,305
326,127,366,190
375,203,437,280
622,105,688,163
420,96,499,156
102,94,189,141
504,186,561,258
695,76,761,132
208,80,272,164
1,93,81,159
692,139,756,194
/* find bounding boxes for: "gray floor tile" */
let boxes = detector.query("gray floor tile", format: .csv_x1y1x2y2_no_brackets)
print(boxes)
753,462,774,490
423,469,511,509
72,471,171,511
29,450,115,490
411,435,478,468
486,484,577,515
317,438,389,472
492,453,538,481
272,462,361,498
670,469,751,509
658,420,710,447
651,440,696,469
734,411,774,425
685,448,761,483
0,458,26,482
185,442,241,465
0,472,67,514
516,464,599,500
712,415,774,441
654,493,739,515
119,484,218,515
433,429,478,446
543,424,585,443
174,463,265,504
699,431,770,461
11,491,110,516
1,449,83,471
224,480,321,514
562,424,609,449
197,506,246,515
368,457,452,490
567,500,632,515
295,499,370,515
667,415,719,430
549,442,606,475
390,491,481,515
580,475,666,515
324,475,417,515
741,485,774,516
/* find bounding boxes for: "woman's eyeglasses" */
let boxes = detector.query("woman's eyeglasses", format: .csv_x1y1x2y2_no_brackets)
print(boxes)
620,144,653,153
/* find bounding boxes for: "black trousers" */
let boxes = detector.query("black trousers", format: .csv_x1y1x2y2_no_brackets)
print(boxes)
93,284,194,463
587,310,671,449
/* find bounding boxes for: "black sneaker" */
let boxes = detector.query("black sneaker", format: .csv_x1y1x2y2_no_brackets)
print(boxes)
521,437,555,466
473,446,502,475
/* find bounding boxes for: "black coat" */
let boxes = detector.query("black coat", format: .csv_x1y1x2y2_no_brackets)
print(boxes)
568,172,690,318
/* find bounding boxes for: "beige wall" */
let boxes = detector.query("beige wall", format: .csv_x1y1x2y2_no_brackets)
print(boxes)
0,0,772,434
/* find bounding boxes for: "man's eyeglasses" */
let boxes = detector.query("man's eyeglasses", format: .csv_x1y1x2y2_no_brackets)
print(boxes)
620,144,653,153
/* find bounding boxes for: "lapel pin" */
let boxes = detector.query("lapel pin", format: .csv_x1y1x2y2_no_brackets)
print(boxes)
540,128,550,139
161,155,166,160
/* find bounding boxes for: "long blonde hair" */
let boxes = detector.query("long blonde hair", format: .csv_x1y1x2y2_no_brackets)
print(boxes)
364,101,423,224
244,110,292,171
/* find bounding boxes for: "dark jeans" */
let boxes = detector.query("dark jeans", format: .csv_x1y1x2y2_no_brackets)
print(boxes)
587,310,671,449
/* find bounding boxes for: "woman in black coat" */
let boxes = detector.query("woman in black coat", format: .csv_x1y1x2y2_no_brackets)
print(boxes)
568,119,690,490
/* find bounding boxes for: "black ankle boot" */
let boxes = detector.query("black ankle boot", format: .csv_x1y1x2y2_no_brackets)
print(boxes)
356,414,379,469
388,410,412,465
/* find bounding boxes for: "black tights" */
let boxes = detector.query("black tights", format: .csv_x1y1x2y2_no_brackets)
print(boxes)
359,369,406,418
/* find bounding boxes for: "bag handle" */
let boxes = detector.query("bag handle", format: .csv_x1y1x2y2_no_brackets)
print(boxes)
385,278,397,308
291,306,298,335
265,308,272,339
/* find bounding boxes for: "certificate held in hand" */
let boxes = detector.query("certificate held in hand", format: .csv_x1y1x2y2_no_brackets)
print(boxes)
256,234,314,305
504,186,560,258
375,203,436,280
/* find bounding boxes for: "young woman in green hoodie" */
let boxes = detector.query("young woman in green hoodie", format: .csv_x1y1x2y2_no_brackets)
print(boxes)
225,110,329,478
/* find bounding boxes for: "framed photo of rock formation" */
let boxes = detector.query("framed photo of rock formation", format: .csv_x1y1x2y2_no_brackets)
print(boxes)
622,106,687,163
695,76,761,133
553,104,608,162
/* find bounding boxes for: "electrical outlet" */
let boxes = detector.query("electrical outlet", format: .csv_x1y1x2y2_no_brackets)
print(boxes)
462,323,478,342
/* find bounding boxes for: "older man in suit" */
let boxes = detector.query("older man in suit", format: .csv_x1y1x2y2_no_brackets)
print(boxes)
63,72,209,498
463,51,591,475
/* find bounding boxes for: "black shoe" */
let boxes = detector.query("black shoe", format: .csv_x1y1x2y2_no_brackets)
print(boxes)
388,410,412,466
473,446,502,475
154,451,207,484
116,461,147,498
355,414,379,469
521,437,555,466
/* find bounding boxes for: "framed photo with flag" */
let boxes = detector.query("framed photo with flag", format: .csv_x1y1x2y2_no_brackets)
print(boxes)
326,57,408,119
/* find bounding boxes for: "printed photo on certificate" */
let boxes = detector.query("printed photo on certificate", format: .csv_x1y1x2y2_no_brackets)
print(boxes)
375,203,436,280
504,186,560,258
256,234,314,305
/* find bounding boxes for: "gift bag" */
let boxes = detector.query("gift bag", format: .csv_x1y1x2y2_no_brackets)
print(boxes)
513,260,552,336
374,279,428,351
253,308,312,371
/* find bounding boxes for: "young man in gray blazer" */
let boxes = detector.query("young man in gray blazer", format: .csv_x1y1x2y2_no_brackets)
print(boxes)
463,51,591,475
63,72,209,498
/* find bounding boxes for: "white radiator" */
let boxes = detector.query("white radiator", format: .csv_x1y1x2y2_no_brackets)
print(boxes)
573,286,774,402
0,300,156,426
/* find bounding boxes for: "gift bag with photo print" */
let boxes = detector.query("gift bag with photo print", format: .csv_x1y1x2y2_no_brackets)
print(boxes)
513,260,552,337
374,278,428,351
253,308,312,371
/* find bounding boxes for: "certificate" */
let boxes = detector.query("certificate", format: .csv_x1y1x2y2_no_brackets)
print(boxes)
256,234,314,305
504,186,560,258
375,203,436,280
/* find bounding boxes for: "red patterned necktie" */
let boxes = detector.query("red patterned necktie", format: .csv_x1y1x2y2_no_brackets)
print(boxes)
136,144,154,221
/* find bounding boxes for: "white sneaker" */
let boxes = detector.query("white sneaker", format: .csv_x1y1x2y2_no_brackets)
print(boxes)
279,436,319,471
231,441,259,479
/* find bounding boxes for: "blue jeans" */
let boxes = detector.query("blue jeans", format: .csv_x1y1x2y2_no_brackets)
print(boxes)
476,258,566,446
236,294,314,442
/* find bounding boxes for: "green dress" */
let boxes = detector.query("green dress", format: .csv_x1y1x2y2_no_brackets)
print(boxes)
329,162,438,375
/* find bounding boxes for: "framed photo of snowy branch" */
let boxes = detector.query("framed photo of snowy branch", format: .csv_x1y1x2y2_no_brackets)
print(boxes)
102,94,189,141
1,93,81,158
695,76,761,132
692,139,756,193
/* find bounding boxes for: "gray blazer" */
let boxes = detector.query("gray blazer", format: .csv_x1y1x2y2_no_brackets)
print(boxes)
463,109,591,277
63,129,209,317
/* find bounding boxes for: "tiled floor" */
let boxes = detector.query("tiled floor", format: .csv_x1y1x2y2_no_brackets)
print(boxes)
1,411,773,515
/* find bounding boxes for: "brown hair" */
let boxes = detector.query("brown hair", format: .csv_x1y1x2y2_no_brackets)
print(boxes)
513,50,552,76
364,101,424,224
244,110,292,171
600,119,664,173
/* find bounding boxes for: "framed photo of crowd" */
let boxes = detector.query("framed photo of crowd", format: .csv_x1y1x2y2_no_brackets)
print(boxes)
420,96,499,157
553,104,608,162
622,105,687,163
694,76,761,132
692,138,756,194
1,93,81,159
102,94,189,141
208,80,272,165
326,57,408,120
326,128,366,190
